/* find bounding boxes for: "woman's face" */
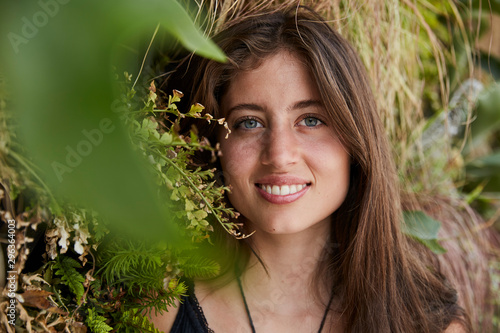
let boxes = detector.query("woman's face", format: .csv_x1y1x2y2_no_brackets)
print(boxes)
218,51,351,235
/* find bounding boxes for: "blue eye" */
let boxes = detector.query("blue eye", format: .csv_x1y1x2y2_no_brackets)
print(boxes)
244,119,258,128
299,117,323,127
236,118,262,129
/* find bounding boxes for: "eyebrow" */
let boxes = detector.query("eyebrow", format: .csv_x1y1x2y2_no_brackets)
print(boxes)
226,99,323,116
289,99,323,111
226,103,264,115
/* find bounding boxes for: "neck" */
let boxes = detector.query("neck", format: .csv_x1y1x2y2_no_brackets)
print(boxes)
241,218,332,303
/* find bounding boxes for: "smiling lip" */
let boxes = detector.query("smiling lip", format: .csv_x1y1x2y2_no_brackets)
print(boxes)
254,175,310,204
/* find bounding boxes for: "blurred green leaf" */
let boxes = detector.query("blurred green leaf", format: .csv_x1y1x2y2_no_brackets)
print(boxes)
469,83,500,148
479,53,500,81
468,150,500,171
0,0,224,243
467,150,500,192
402,211,447,254
465,181,488,204
160,1,225,62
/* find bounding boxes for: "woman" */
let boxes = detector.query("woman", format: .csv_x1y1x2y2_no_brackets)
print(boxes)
152,7,469,333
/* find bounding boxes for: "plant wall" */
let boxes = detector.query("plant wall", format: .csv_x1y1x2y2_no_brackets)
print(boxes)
0,0,499,332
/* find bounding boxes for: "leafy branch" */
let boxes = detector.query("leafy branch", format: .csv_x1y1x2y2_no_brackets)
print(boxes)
161,154,252,239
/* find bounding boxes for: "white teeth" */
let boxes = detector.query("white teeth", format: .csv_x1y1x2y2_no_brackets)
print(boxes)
259,184,308,196
272,185,280,195
281,185,290,195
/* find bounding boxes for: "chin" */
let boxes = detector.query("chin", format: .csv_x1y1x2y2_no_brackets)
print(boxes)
263,225,302,234
249,215,331,236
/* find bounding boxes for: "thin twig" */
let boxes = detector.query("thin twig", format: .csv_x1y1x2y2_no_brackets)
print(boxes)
132,24,160,91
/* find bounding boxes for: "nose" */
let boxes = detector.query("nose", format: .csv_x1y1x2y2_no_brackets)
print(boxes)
260,126,300,169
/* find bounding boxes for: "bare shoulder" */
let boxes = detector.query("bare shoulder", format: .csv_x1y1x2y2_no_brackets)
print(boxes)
444,321,466,333
148,298,181,333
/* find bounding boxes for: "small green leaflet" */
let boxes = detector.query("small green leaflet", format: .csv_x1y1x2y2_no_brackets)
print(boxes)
54,256,86,303
86,308,113,333
402,210,446,254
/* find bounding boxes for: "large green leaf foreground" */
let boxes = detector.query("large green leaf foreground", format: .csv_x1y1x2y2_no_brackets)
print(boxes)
0,0,225,242
402,210,446,254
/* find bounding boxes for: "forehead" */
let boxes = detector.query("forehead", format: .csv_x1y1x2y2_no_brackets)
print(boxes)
221,51,320,111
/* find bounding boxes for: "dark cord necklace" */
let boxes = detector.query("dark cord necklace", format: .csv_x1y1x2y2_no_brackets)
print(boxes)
236,275,334,333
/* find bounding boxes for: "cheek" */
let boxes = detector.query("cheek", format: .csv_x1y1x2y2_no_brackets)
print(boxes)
309,140,351,188
219,139,258,184
218,141,257,212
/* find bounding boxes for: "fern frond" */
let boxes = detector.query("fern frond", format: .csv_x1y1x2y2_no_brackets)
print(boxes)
54,256,86,302
117,309,165,333
179,256,220,279
98,240,164,286
86,308,113,333
114,268,165,294
135,280,187,316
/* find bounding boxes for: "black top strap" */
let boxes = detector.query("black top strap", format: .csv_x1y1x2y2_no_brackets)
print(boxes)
236,275,257,333
170,279,214,333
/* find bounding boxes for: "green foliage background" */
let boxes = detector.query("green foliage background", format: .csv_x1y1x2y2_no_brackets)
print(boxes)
0,0,499,332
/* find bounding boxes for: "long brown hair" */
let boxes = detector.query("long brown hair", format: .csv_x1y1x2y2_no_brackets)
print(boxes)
163,7,469,333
